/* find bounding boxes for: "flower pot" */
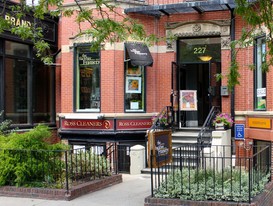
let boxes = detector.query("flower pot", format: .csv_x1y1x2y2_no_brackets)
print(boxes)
215,122,225,130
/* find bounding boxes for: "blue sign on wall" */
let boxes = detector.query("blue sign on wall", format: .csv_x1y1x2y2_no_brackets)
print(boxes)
235,124,245,140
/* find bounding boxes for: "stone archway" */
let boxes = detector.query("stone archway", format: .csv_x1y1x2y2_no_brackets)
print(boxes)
166,20,231,51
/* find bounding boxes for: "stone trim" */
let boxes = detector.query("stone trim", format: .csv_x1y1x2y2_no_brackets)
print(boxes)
166,20,231,51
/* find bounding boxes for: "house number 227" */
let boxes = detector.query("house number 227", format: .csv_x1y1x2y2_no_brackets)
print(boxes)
193,45,207,54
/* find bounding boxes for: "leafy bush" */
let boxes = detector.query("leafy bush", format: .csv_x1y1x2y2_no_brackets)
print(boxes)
0,124,67,187
0,110,12,135
0,125,112,188
155,168,270,202
68,150,112,184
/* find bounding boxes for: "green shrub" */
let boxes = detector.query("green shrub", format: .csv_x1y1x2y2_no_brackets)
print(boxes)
0,124,68,187
0,125,112,188
155,168,270,202
69,150,111,179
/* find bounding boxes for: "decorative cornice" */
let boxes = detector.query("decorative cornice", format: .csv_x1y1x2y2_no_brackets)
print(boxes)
166,20,231,29
166,20,231,51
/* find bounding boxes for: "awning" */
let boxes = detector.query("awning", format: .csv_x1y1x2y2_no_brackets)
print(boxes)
124,0,238,16
125,42,153,67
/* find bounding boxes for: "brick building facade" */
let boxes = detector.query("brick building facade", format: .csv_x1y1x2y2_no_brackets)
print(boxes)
1,1,272,173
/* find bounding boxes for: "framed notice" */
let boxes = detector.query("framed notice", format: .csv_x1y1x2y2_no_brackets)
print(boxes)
148,130,172,168
126,77,141,93
180,90,197,111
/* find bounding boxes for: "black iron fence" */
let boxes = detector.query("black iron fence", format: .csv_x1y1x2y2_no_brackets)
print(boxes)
0,144,119,193
150,144,271,203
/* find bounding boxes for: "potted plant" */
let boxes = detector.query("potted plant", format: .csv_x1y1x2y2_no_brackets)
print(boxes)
213,113,233,130
152,112,168,128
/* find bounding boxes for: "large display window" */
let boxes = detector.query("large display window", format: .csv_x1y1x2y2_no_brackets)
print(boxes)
2,40,55,125
75,46,101,112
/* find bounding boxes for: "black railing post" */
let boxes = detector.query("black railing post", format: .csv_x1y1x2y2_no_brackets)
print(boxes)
65,150,69,194
150,153,154,197
115,142,118,174
249,157,252,204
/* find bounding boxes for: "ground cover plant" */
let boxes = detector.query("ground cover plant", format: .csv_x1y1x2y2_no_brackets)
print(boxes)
155,168,270,202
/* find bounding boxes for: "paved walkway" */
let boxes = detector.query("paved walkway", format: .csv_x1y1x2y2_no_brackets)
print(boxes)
0,173,151,206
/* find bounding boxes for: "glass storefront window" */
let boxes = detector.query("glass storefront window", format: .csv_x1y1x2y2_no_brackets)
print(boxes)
125,62,145,112
75,46,100,112
5,41,29,58
2,40,55,125
33,62,53,123
5,58,28,124
254,37,266,110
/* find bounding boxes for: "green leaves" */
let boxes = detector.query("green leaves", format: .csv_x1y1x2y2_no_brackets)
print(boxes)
0,125,68,187
0,0,154,64
230,0,273,88
155,168,270,202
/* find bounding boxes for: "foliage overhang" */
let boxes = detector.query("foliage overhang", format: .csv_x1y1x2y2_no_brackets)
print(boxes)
0,0,157,64
226,0,273,89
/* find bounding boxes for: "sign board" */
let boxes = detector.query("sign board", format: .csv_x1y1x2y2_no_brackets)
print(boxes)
116,119,152,130
148,130,172,168
61,119,114,130
235,124,245,140
249,118,271,129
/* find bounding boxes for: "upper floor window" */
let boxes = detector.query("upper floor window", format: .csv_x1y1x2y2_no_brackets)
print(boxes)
75,46,100,112
254,37,266,110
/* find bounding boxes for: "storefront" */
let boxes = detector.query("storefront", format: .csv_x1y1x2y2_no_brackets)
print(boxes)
57,41,155,147
0,1,58,129
57,0,273,172
124,0,273,165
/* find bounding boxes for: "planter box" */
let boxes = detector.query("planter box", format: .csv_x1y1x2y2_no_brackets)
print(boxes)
144,181,273,206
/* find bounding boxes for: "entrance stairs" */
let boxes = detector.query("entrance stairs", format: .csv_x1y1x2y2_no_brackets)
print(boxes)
141,127,213,174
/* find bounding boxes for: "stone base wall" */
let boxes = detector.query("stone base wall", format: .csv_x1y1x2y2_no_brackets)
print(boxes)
145,181,273,206
0,174,122,201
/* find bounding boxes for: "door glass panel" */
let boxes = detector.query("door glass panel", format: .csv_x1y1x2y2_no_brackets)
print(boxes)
179,37,221,63
178,37,221,127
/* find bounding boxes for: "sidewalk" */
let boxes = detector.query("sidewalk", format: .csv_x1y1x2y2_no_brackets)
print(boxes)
0,173,151,206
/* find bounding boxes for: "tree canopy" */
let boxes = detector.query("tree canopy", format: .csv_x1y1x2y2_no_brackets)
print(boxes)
226,0,273,88
0,0,156,64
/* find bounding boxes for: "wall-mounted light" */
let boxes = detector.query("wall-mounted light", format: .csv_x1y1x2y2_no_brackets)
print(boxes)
199,55,212,62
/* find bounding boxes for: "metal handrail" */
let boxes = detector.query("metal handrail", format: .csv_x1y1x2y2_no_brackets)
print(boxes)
197,106,220,145
146,106,172,133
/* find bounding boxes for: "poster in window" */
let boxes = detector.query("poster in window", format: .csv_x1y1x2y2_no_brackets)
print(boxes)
127,67,141,76
180,90,197,111
126,77,141,93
